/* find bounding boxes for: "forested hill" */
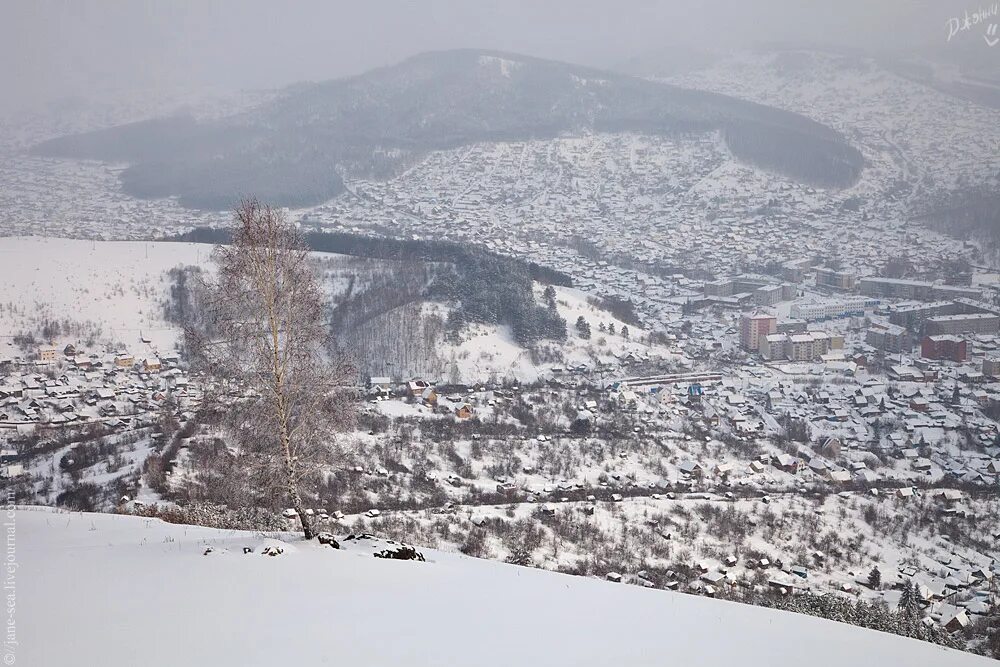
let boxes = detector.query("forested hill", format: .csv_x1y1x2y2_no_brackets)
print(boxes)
168,226,572,287
35,49,864,210
168,227,574,346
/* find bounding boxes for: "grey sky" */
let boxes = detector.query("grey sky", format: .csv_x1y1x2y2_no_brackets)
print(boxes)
0,0,983,114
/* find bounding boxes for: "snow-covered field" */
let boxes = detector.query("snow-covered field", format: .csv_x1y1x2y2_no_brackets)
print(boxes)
17,507,988,666
0,237,210,353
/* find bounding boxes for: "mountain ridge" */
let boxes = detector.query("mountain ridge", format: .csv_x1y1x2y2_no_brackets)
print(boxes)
33,48,865,210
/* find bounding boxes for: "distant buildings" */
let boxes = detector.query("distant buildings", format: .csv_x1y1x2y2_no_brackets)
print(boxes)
888,301,958,331
859,277,982,301
703,279,736,297
704,277,794,307
753,284,788,307
925,313,1000,336
762,331,841,361
740,313,776,352
865,323,910,353
777,318,807,334
786,332,833,361
814,267,856,291
781,258,817,283
920,335,967,362
889,298,1000,334
790,296,880,321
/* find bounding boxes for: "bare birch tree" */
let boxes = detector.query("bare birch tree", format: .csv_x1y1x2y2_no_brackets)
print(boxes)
191,197,353,539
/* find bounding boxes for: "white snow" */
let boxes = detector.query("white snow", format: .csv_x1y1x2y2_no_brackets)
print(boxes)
478,55,522,78
0,236,210,352
17,507,988,666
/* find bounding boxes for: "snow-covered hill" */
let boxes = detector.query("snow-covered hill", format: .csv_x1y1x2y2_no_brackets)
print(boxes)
0,237,666,384
666,50,1000,207
0,236,209,353
422,285,677,384
18,507,988,666
32,49,862,210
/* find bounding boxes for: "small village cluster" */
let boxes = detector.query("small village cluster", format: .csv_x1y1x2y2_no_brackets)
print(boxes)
0,343,197,479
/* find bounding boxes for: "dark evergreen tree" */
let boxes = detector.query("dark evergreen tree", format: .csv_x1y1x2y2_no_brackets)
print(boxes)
543,285,557,310
898,579,920,618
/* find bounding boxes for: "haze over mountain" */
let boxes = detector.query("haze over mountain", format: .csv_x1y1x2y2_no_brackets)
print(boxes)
33,49,864,210
3,0,985,119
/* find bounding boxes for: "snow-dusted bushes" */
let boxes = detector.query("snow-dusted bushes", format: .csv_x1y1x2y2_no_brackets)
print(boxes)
739,592,962,651
125,502,287,532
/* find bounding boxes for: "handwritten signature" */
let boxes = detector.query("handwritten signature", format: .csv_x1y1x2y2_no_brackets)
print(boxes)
946,4,999,46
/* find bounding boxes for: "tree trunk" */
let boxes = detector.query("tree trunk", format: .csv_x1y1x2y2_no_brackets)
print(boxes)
277,393,313,539
286,457,314,539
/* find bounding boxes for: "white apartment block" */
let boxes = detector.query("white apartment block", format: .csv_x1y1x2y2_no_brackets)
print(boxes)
790,296,880,321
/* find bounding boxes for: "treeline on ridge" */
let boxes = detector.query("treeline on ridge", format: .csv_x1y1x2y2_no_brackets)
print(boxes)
167,227,572,346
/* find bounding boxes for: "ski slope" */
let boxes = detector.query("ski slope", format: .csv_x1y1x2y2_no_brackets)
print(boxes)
17,507,988,666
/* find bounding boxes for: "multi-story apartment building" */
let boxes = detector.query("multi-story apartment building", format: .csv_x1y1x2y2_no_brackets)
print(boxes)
753,284,785,306
740,313,777,352
920,335,967,362
859,277,982,301
762,331,838,361
814,267,856,291
925,313,1000,336
703,279,735,297
777,319,808,334
786,332,833,361
887,301,958,331
781,257,816,283
865,323,910,353
761,333,788,360
705,277,795,307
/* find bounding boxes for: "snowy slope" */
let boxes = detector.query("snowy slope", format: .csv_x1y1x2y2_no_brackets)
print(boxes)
18,507,987,667
0,237,654,384
0,236,211,353
429,285,677,384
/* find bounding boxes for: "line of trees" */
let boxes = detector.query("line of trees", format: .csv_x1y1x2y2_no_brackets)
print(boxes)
170,226,571,347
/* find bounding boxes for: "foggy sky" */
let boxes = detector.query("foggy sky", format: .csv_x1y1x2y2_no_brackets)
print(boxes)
0,0,981,115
